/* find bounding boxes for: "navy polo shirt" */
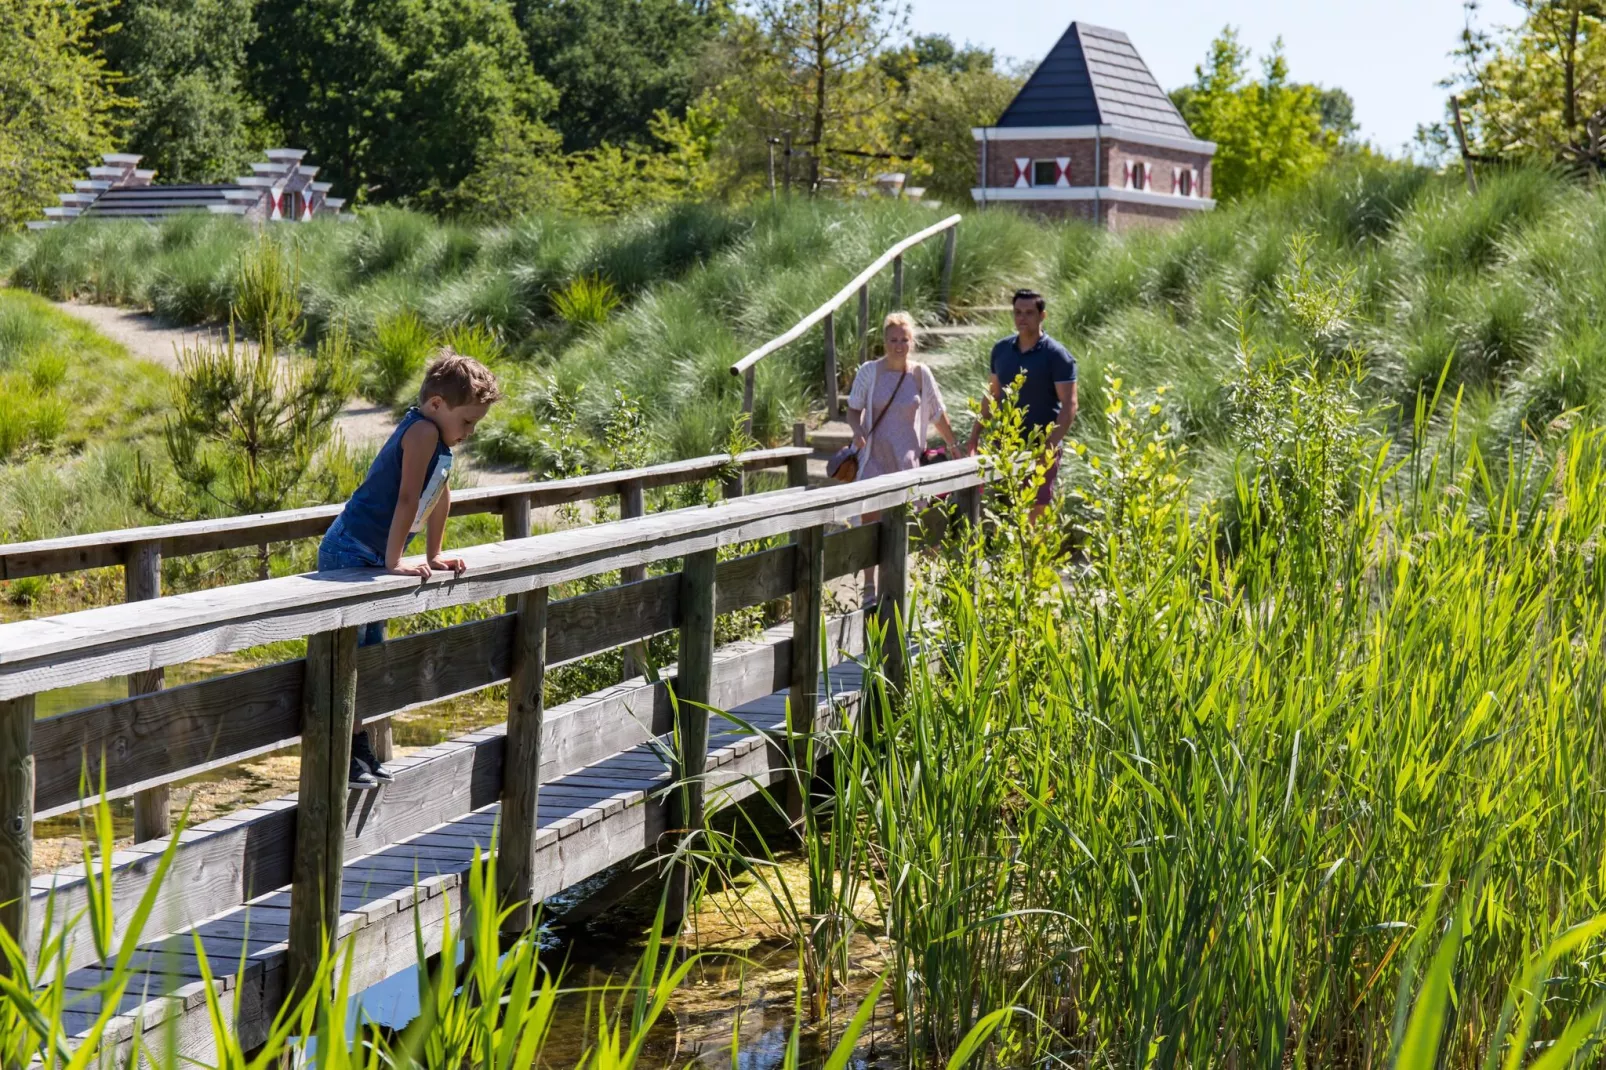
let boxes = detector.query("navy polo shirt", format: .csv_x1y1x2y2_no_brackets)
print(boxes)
989,333,1077,430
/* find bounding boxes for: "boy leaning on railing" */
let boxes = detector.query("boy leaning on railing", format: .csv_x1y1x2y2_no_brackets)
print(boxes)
317,349,502,789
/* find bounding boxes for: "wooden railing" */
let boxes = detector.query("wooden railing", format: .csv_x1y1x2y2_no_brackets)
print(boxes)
728,214,961,422
0,459,984,994
0,445,809,842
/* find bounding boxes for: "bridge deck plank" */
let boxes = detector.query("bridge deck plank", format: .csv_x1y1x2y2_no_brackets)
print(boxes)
50,658,864,1060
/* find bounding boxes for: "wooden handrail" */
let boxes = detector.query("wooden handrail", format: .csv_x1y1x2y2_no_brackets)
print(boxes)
0,457,981,698
728,213,961,420
0,447,809,581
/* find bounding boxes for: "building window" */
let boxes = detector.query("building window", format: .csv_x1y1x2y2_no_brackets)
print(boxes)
1032,160,1059,187
1130,162,1147,190
1178,169,1193,197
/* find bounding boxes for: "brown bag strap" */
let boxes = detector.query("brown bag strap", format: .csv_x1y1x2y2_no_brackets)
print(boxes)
864,370,908,442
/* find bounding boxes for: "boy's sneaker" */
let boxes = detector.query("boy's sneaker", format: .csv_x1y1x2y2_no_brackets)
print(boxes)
351,731,396,784
348,756,378,790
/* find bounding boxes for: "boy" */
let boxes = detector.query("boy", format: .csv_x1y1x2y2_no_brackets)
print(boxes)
318,350,502,788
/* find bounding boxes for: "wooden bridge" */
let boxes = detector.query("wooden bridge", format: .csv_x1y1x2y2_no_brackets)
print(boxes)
0,450,984,1064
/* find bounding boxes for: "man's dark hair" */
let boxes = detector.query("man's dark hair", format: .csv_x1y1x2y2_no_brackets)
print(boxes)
1012,289,1046,313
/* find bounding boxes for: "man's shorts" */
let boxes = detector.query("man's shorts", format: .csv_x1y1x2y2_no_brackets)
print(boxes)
1034,449,1062,508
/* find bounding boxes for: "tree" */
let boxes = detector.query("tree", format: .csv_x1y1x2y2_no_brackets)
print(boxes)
897,39,1024,203
246,0,560,208
138,238,356,577
1171,29,1334,202
98,0,266,182
1453,0,1606,170
0,0,123,230
516,0,730,151
716,0,908,193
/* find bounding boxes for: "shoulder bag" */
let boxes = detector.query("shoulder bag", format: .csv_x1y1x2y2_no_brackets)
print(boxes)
827,369,908,483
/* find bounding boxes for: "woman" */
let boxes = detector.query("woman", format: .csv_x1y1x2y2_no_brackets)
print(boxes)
845,311,958,602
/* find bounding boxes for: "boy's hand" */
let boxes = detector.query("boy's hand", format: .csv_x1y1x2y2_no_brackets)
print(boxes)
387,562,433,583
428,555,467,577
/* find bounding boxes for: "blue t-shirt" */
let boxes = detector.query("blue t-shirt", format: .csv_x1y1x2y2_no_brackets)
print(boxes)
989,333,1077,430
327,407,452,559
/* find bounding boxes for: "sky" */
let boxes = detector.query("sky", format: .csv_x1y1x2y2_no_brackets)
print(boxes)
907,0,1488,156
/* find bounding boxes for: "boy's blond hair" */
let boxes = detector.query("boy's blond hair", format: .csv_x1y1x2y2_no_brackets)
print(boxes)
883,310,919,349
420,348,501,407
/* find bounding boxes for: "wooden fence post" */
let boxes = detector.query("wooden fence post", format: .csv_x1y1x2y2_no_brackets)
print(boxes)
892,253,904,309
498,587,548,934
0,695,33,961
289,625,359,1001
940,225,957,321
125,542,169,842
742,368,756,436
788,422,809,488
857,284,870,368
823,310,839,421
665,549,715,927
618,481,648,682
788,525,825,823
876,504,911,697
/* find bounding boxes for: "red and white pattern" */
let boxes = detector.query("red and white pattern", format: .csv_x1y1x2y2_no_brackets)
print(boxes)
1013,158,1030,188
269,189,284,222
1055,157,1070,187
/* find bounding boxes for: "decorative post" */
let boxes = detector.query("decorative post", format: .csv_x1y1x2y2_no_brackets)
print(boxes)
288,625,359,1001
498,587,549,934
823,310,839,421
126,541,169,842
665,549,716,927
0,695,33,960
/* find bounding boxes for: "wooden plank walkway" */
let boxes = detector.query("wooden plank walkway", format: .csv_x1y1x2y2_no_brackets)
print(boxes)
48,657,868,1058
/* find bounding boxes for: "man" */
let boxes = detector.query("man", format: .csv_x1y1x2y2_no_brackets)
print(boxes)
965,288,1077,521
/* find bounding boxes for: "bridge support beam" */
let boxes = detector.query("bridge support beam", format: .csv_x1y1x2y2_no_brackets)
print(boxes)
498,587,549,934
0,695,32,961
787,525,825,823
876,503,911,698
666,549,715,928
288,625,359,1001
126,541,170,843
619,480,647,682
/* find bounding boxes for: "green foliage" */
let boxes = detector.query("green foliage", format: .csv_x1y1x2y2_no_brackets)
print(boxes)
899,60,1024,204
247,0,561,209
1172,28,1333,202
97,0,265,182
0,0,124,231
516,0,730,151
549,273,620,328
358,309,435,405
232,235,304,348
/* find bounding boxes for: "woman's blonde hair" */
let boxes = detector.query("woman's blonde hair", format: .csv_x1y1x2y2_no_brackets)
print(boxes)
882,310,918,350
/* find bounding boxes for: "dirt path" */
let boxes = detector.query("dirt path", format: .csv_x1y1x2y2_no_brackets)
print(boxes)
47,299,527,483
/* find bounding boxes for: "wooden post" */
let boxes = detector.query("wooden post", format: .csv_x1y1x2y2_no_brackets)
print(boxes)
288,625,359,1001
499,493,532,628
788,422,809,488
742,367,755,436
0,695,33,960
876,504,911,697
722,467,745,499
619,480,647,682
125,542,169,842
940,226,957,321
666,549,715,927
498,587,548,934
954,484,983,538
857,284,870,368
787,525,825,822
892,253,904,309
823,310,839,421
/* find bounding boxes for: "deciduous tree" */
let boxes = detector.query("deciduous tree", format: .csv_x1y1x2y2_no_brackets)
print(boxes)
0,0,123,230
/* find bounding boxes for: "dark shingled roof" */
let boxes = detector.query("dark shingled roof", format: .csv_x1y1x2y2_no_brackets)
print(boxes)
995,23,1196,139
81,184,243,221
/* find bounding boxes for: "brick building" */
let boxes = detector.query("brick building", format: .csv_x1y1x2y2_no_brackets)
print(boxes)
29,149,346,229
971,22,1215,231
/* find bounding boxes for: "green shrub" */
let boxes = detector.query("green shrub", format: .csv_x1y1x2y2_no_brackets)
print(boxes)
549,274,620,328
358,310,435,405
